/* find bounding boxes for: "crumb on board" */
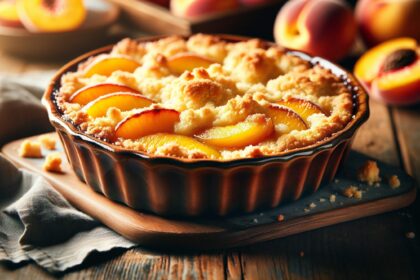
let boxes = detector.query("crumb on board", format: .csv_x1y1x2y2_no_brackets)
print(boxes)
277,214,285,222
309,202,316,209
329,194,336,203
357,160,381,186
19,140,42,158
38,135,56,150
389,175,401,189
319,198,326,203
342,185,362,199
406,232,415,239
334,178,340,183
299,251,305,257
43,152,63,173
304,208,310,213
253,218,258,223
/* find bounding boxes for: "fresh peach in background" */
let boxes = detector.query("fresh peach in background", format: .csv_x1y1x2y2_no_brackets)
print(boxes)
170,0,239,19
356,0,420,47
273,0,356,61
354,38,420,105
17,0,86,32
145,0,170,8
0,0,22,28
239,0,272,6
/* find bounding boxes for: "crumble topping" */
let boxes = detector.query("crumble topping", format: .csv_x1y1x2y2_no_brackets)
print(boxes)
55,34,355,160
38,135,56,150
389,175,401,189
43,153,63,173
342,186,362,199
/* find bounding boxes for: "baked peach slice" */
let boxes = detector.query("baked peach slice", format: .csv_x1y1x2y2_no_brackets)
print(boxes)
69,83,140,105
17,0,86,32
277,97,326,124
167,53,215,75
0,1,23,27
137,133,221,159
266,104,307,133
84,56,141,78
355,38,420,105
115,108,180,140
83,92,153,118
196,116,274,148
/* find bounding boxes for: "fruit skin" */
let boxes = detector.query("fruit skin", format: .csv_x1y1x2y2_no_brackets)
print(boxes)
0,1,23,28
84,56,141,78
69,83,140,105
17,0,86,32
115,108,180,140
356,0,420,47
354,37,420,105
273,0,356,61
239,0,271,6
167,53,215,75
196,116,274,149
83,92,153,118
136,133,221,159
170,0,239,19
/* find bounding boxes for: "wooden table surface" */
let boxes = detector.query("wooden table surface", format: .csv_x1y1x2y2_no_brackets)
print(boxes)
0,34,419,280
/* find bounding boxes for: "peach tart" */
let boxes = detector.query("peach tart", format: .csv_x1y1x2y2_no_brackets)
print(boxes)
43,34,368,216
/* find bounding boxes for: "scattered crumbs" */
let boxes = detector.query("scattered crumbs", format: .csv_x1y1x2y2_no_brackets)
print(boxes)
334,178,340,183
357,160,381,186
389,175,401,189
259,212,264,216
319,198,326,203
253,218,258,223
299,251,305,257
277,214,285,222
406,232,415,239
38,135,56,150
304,208,310,213
43,152,63,173
374,182,380,188
19,140,43,158
329,194,336,203
309,202,317,209
342,185,362,199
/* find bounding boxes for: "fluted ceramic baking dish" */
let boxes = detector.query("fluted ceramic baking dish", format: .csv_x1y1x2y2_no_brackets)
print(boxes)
43,35,369,217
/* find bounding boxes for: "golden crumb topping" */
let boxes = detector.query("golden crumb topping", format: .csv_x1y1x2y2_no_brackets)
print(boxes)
43,152,63,173
19,140,42,158
55,34,355,160
357,160,381,186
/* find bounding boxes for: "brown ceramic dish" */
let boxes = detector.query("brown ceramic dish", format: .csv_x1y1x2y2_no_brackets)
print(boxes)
43,35,369,217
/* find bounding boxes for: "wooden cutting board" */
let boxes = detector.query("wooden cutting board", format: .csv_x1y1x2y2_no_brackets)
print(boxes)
1,133,417,250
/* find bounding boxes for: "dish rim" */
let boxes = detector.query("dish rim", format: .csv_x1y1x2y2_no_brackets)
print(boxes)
43,34,369,168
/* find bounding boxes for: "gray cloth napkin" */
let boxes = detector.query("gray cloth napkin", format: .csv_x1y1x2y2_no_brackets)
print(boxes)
0,76,135,273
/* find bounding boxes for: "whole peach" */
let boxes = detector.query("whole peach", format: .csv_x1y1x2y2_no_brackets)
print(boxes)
171,0,239,19
239,0,272,6
356,0,420,47
273,0,357,61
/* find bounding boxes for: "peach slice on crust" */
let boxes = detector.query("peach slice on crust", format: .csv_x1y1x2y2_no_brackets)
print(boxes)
0,1,23,27
83,92,153,118
196,116,274,149
354,38,420,105
136,133,221,159
17,0,86,32
266,104,308,133
115,108,180,140
167,53,215,75
277,97,326,124
69,83,140,105
84,56,141,78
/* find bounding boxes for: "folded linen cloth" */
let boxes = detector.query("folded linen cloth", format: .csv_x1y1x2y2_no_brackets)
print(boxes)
0,76,135,273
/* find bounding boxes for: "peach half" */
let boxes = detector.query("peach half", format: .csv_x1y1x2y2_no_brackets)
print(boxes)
196,116,274,148
136,133,221,159
17,0,86,32
84,56,141,78
354,38,420,105
69,83,140,105
0,1,22,27
83,92,153,118
273,0,356,61
115,108,180,140
167,53,215,75
170,0,239,19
